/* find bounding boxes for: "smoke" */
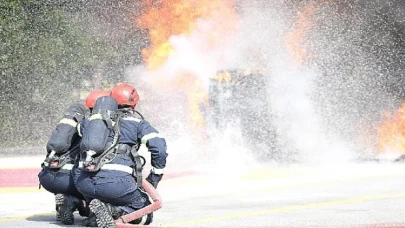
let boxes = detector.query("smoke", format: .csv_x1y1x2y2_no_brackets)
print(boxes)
226,1,357,164
127,0,405,169
125,0,260,172
306,1,405,158
227,1,405,163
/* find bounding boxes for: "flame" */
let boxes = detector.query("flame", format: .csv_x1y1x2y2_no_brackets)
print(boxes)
170,69,210,128
137,0,239,70
377,103,405,155
136,0,240,131
285,4,315,66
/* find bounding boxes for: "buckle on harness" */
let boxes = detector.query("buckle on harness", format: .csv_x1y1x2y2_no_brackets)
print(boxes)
81,149,118,172
81,150,97,172
50,160,59,167
83,150,96,166
116,144,131,155
84,164,97,172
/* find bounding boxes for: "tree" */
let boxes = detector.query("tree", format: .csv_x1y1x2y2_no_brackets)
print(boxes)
0,0,147,147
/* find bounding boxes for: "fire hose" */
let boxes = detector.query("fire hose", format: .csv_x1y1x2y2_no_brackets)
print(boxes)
115,179,162,227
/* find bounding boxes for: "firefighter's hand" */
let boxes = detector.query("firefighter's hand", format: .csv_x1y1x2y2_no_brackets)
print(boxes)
146,172,163,188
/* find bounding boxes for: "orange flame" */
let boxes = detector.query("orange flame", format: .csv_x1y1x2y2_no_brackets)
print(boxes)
377,103,405,155
136,0,240,132
285,4,315,66
137,0,239,70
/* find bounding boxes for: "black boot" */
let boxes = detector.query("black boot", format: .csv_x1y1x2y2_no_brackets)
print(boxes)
55,194,62,221
89,199,125,228
78,200,90,217
55,194,80,225
129,190,154,225
82,212,97,227
130,213,153,225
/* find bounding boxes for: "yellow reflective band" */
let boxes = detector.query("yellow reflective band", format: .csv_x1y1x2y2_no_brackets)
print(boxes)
89,113,103,121
152,167,164,175
77,163,132,174
101,164,133,174
141,132,161,145
60,164,74,170
58,118,77,127
77,123,82,137
123,117,141,122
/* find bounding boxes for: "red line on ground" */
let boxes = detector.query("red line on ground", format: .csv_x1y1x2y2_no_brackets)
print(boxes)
0,168,199,188
0,168,41,188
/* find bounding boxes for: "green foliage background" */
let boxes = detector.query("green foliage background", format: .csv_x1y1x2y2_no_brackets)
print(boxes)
0,0,148,147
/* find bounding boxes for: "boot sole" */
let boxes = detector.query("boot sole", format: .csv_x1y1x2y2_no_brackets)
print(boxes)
89,199,116,228
55,194,74,225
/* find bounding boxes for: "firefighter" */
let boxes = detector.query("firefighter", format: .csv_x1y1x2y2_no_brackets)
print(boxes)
38,89,109,225
74,83,168,227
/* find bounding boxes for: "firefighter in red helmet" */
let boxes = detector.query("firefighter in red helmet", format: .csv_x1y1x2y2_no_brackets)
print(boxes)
110,83,140,108
38,89,109,225
74,83,168,227
84,90,110,109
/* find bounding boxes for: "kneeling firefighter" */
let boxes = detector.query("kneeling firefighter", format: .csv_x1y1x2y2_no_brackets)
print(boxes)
74,83,168,227
38,90,109,225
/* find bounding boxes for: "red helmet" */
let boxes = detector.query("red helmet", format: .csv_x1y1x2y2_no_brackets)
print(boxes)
110,83,139,108
84,89,110,109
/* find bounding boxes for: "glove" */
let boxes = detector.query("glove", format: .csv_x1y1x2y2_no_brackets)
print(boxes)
146,172,163,188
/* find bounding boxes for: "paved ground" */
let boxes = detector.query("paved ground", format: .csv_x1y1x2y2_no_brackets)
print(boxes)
1,155,405,228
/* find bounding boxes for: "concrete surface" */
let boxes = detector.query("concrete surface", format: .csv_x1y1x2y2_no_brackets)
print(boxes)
1,156,405,227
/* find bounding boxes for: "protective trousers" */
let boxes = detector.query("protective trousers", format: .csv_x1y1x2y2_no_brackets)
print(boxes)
38,167,84,199
73,167,146,213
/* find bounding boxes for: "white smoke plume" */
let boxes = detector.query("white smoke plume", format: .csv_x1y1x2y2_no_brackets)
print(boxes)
127,0,403,171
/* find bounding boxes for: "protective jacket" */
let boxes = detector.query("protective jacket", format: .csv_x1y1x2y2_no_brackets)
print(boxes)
78,108,168,184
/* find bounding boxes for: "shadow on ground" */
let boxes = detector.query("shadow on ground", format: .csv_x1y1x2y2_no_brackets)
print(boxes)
26,213,86,228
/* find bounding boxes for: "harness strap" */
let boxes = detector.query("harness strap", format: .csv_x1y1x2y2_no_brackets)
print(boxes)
43,141,81,170
130,145,144,188
122,110,146,188
55,143,80,167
